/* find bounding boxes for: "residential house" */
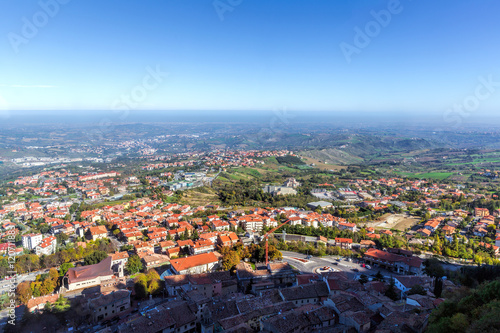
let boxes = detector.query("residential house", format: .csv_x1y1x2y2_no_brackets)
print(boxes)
87,226,108,241
334,238,353,249
338,222,357,232
191,240,215,255
141,253,171,270
110,251,129,278
35,236,57,256
88,290,131,322
22,233,43,251
475,207,490,217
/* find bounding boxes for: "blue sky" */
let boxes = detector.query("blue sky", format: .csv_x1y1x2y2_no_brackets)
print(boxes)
0,0,499,114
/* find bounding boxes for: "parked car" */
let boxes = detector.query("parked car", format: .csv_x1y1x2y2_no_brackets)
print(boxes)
351,268,359,272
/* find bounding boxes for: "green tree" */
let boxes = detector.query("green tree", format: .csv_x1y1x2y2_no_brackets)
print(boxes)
191,229,199,240
385,279,399,301
407,284,426,296
424,258,445,278
84,251,107,265
52,295,70,312
374,271,384,282
434,277,443,298
358,274,369,284
59,263,74,276
126,254,143,275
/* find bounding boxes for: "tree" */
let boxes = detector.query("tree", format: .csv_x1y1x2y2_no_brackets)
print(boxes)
358,274,369,284
134,274,148,299
385,279,399,301
424,258,445,278
52,295,70,312
374,271,385,282
221,250,240,271
146,269,162,295
49,268,59,281
59,263,74,277
434,277,443,298
17,281,32,305
408,284,426,296
126,254,143,275
84,251,107,265
191,229,199,240
56,233,69,245
120,245,133,251
40,279,55,296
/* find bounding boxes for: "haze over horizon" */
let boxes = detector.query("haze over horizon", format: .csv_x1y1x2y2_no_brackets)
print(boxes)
1,0,499,117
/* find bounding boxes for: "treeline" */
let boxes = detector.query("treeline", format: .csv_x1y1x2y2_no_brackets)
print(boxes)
0,238,115,277
278,224,407,250
276,240,355,258
276,155,305,165
16,268,60,304
219,241,282,271
438,196,500,212
411,233,500,266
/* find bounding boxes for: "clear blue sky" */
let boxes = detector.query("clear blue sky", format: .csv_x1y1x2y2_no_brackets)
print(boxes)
0,0,499,114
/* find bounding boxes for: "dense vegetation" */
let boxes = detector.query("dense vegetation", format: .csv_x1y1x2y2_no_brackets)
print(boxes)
276,155,305,165
219,241,282,271
428,279,500,332
0,238,115,278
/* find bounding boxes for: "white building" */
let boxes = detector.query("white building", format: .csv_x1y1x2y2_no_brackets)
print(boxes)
22,233,43,251
110,251,129,278
35,236,57,256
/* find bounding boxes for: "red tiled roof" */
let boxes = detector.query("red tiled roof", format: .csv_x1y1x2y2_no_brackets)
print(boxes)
65,256,113,284
170,252,219,273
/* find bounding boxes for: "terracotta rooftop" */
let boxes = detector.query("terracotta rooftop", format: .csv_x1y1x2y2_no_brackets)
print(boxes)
65,256,113,284
88,290,130,309
110,251,129,261
170,252,219,273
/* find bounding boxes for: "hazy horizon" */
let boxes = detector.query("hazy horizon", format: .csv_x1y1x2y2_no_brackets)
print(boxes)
1,0,500,115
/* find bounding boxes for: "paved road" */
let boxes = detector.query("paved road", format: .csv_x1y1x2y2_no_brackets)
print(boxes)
0,270,44,293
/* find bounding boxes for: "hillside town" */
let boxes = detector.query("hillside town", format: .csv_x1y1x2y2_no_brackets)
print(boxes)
0,154,499,333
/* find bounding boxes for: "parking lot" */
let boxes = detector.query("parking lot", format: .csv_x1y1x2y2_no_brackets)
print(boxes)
281,251,397,281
